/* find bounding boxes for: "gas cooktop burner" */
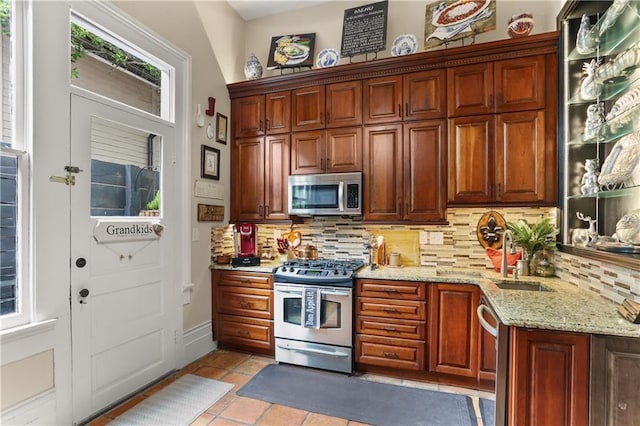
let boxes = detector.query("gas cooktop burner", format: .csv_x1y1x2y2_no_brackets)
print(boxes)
274,258,366,286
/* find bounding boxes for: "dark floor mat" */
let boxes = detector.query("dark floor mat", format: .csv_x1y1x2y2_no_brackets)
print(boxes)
480,398,495,426
237,363,478,426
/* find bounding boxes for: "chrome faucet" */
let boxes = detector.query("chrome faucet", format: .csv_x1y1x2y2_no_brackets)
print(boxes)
501,230,517,278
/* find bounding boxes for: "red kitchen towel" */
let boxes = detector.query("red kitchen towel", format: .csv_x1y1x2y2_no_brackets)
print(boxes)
486,247,522,272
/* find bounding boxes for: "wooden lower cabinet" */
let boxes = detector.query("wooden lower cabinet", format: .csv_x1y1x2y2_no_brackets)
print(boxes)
508,328,589,426
429,283,479,378
590,335,640,426
212,270,274,355
355,279,427,371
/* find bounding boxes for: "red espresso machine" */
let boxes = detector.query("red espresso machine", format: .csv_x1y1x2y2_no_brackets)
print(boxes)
232,223,260,266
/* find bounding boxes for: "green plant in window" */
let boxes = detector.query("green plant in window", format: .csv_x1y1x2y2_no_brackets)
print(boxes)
146,191,160,211
0,0,10,36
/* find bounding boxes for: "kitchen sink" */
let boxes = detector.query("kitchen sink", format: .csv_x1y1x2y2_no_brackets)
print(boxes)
493,280,551,292
436,270,483,278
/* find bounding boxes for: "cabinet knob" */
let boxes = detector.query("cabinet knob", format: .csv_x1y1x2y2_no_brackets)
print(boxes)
618,401,628,411
264,205,269,217
405,103,409,117
398,104,402,118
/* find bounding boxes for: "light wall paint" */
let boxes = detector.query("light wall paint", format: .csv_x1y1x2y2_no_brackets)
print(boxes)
114,1,235,331
236,0,563,82
0,351,54,411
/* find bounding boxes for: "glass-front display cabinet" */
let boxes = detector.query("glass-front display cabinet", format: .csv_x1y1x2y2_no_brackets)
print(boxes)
558,0,640,265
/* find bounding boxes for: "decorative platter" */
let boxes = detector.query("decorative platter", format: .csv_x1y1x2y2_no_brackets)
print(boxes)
595,241,640,253
391,34,418,56
432,0,491,27
316,48,340,68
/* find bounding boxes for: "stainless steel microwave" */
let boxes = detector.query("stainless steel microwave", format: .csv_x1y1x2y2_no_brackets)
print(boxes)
288,172,362,216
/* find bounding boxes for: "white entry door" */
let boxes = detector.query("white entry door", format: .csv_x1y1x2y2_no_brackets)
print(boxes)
70,91,179,423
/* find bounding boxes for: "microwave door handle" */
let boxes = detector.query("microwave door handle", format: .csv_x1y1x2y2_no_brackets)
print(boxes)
338,182,345,212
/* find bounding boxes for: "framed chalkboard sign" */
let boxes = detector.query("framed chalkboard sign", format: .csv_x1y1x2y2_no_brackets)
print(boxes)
340,0,388,58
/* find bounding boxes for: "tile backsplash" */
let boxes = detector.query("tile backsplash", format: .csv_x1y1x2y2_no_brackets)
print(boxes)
211,207,640,304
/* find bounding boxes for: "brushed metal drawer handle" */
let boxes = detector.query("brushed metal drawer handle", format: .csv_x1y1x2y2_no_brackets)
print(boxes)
382,307,398,312
239,301,251,308
382,326,398,331
384,288,398,292
383,351,399,359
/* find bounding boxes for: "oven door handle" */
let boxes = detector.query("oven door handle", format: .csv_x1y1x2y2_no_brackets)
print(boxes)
275,289,303,295
319,289,351,297
277,344,350,357
477,304,498,338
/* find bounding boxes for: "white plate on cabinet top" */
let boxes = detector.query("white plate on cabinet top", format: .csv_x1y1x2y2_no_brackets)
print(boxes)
316,48,340,68
391,34,418,56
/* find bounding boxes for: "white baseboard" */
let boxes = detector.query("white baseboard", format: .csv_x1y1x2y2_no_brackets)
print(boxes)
0,389,56,425
181,321,217,367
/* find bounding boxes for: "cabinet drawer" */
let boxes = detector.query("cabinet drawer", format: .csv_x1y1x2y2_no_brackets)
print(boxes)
356,279,426,300
356,316,425,340
217,314,273,351
356,334,425,370
356,297,426,321
217,287,273,319
217,271,273,289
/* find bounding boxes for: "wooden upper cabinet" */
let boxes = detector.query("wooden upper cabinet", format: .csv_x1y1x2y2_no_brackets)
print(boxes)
232,92,290,138
403,120,447,222
264,134,290,220
363,124,403,221
403,70,447,121
428,283,479,378
326,81,362,128
509,328,589,426
495,110,546,202
232,137,265,221
448,55,545,117
233,95,266,138
364,75,403,124
448,115,494,204
291,128,362,175
265,91,291,134
291,85,325,132
326,127,363,173
292,86,325,131
290,130,324,175
231,134,289,222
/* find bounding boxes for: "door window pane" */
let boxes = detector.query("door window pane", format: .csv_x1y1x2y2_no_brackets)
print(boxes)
70,20,167,119
91,117,161,217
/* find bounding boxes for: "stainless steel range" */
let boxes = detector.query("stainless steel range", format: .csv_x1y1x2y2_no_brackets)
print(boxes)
273,258,365,374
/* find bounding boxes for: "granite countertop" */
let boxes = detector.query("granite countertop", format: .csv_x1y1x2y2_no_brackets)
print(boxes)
357,266,640,339
211,262,640,339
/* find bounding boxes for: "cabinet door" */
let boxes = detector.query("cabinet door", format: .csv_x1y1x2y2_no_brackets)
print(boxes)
326,127,362,173
290,130,324,175
326,81,362,128
429,284,479,378
509,328,589,426
447,62,493,117
292,86,325,131
232,137,265,221
494,55,545,113
403,120,446,222
364,75,403,124
232,95,265,138
265,91,291,134
264,134,290,220
591,335,640,426
448,115,494,204
495,110,546,203
363,124,403,221
403,70,446,121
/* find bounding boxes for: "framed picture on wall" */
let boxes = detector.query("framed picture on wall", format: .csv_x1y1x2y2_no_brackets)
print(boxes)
216,113,227,144
201,145,220,180
266,33,316,69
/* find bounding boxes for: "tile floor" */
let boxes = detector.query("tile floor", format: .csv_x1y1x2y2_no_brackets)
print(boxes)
89,349,495,426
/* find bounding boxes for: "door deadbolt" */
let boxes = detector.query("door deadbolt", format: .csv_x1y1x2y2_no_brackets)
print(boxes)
76,258,87,268
79,289,90,297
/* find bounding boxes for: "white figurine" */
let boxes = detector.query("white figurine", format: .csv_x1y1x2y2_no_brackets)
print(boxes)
581,159,600,195
576,14,597,55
